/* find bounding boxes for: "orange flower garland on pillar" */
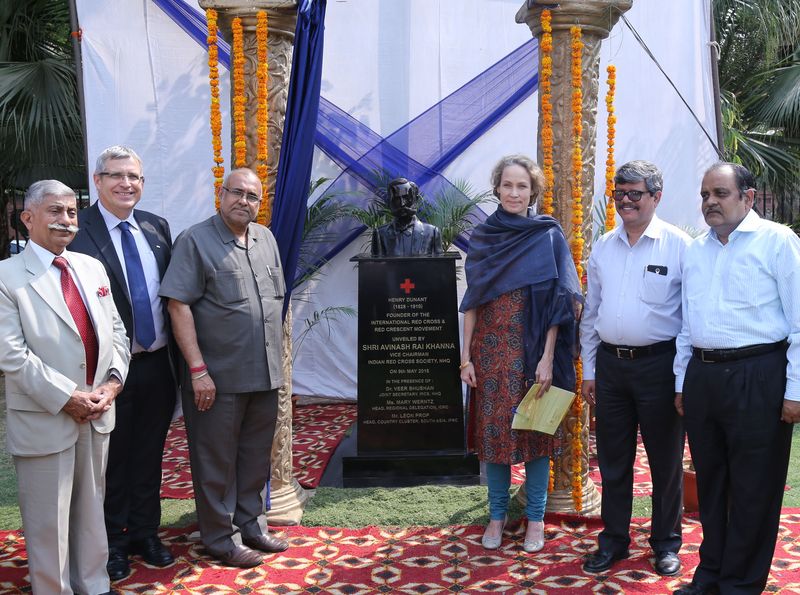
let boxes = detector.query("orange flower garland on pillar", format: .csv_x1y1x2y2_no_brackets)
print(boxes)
569,26,584,276
540,9,556,492
604,65,617,233
206,9,224,207
539,10,554,217
231,17,247,168
256,11,270,224
569,25,584,512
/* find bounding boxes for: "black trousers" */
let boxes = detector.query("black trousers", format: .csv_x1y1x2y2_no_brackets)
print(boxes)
595,346,684,554
684,346,792,594
105,348,176,548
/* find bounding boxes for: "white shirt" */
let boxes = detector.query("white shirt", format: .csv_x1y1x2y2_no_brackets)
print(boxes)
28,242,93,313
674,210,800,400
580,215,691,381
97,201,167,353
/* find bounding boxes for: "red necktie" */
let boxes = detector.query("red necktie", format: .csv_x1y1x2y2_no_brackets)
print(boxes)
53,257,98,385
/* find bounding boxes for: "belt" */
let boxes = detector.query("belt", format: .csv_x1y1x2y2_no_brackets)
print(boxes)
131,346,167,360
692,340,787,363
600,339,676,360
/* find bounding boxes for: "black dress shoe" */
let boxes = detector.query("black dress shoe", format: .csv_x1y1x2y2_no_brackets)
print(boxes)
242,532,290,553
106,548,130,581
655,551,681,576
130,535,174,567
673,582,716,595
582,548,630,573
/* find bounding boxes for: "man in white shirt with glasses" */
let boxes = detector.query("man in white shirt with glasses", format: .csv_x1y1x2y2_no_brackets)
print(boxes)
581,160,690,577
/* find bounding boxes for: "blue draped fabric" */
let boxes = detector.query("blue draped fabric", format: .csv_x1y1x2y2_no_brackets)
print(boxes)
304,39,539,279
271,0,327,316
153,0,540,284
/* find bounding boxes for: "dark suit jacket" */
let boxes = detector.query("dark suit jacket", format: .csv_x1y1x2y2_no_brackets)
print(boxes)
371,218,444,257
70,203,179,377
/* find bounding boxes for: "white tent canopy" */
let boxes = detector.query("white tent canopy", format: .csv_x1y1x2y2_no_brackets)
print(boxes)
75,0,717,400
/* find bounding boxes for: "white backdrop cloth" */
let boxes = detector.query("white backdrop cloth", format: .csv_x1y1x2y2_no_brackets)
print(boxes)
75,0,717,400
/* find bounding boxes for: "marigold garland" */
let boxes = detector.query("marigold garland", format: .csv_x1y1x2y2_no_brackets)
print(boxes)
206,9,224,207
539,10,554,216
604,65,617,233
572,357,584,510
256,11,271,224
569,25,584,513
541,9,556,494
231,17,247,168
569,26,584,276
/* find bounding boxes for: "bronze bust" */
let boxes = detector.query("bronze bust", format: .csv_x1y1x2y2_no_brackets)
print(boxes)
371,178,444,257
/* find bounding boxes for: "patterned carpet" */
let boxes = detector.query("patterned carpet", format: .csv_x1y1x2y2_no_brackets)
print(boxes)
3,404,799,592
160,403,358,498
2,512,800,593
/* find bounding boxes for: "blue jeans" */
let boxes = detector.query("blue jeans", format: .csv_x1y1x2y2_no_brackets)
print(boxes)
486,457,550,521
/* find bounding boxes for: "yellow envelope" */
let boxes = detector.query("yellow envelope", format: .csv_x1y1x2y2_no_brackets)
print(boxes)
511,383,576,435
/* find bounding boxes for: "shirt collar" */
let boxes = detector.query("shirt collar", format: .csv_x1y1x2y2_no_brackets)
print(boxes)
28,240,71,269
212,212,256,245
97,199,139,232
614,214,664,247
709,208,761,243
642,214,666,240
733,209,761,233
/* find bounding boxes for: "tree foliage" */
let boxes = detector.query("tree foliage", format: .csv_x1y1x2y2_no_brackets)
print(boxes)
715,0,800,198
0,0,85,192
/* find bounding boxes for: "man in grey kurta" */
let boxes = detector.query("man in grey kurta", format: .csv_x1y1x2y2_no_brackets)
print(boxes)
159,168,289,568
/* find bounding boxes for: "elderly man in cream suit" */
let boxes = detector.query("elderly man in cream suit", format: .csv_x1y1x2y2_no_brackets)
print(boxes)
0,180,130,595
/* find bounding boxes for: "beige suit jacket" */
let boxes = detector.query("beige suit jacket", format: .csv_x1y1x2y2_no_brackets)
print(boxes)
0,247,130,457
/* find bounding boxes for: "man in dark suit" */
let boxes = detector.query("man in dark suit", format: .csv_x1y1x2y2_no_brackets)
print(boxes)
70,145,177,581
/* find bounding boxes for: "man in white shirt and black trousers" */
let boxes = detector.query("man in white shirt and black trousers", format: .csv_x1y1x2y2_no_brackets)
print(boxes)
580,160,691,577
672,162,800,595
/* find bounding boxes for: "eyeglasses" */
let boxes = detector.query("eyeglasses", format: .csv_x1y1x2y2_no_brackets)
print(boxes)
98,172,144,183
612,189,651,202
223,186,261,203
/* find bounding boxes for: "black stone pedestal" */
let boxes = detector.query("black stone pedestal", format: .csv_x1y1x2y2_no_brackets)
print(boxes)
342,451,479,488
344,253,479,487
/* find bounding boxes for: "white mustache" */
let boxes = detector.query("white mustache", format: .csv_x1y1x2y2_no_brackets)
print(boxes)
48,223,80,233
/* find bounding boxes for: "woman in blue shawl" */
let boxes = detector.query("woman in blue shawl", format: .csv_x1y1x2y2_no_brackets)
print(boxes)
460,155,581,553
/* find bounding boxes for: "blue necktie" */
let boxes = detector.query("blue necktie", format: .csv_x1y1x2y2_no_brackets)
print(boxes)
118,221,156,349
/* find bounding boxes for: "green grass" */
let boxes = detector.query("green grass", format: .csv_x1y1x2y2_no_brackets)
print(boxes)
302,485,523,528
1,376,799,530
787,425,800,492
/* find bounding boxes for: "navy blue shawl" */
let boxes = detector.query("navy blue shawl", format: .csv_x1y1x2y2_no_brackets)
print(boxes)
461,207,581,387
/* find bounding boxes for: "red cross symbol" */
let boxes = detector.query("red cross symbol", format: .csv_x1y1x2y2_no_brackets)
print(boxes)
399,278,416,295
